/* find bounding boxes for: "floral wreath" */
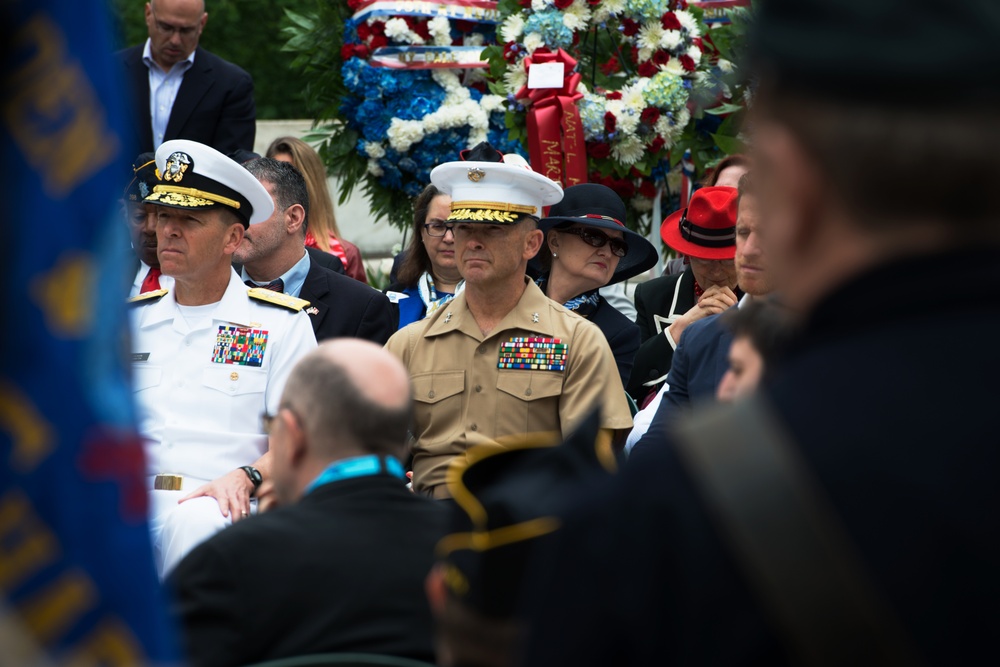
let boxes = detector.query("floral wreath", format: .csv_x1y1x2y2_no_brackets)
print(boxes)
283,0,748,230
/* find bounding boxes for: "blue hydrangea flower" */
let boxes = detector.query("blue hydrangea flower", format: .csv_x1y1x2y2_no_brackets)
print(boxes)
524,10,574,50
644,71,687,111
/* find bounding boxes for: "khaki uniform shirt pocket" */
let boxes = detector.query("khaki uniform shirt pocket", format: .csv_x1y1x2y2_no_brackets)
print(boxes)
495,371,563,436
411,370,466,455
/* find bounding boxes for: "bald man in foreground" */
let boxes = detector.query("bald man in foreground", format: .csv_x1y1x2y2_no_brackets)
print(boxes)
168,340,448,667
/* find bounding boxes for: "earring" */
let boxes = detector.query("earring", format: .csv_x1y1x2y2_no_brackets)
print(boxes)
552,252,558,258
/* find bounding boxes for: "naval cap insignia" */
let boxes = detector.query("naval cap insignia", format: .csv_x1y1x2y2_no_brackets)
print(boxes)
163,152,192,183
467,168,485,183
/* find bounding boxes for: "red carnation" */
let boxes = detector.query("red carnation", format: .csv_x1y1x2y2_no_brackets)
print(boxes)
661,12,682,31
519,0,531,6
600,56,620,76
606,91,623,100
677,0,688,8
403,16,416,29
640,107,660,125
347,0,363,10
503,41,520,63
587,142,612,159
454,20,475,32
340,44,355,61
621,18,640,37
692,37,703,49
680,54,696,72
639,181,658,198
604,111,617,134
638,61,657,77
653,49,671,66
370,34,388,49
572,31,580,46
413,20,431,40
554,0,573,8
356,22,371,40
650,136,666,153
613,179,636,199
629,166,643,178
587,0,601,5
370,20,386,36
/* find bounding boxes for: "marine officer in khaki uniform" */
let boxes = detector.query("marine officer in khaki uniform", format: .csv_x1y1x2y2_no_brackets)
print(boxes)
385,143,633,499
129,139,317,576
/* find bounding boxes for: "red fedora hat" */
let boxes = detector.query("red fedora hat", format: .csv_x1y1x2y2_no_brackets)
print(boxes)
659,186,738,260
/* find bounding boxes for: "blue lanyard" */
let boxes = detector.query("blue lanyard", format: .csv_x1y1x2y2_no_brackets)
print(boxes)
304,455,407,495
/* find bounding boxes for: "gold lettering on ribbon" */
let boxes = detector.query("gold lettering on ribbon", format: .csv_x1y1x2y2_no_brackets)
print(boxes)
0,383,55,473
2,15,119,198
0,490,58,590
29,251,95,339
65,619,145,667
18,569,97,643
541,139,562,182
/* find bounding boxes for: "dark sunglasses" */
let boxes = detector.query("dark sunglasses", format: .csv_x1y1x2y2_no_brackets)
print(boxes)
558,227,629,258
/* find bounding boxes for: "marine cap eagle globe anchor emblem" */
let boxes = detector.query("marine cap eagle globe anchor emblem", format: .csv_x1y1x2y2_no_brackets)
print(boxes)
467,168,485,182
162,152,192,183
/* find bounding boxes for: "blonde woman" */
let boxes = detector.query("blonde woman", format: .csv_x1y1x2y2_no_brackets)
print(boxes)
266,136,368,284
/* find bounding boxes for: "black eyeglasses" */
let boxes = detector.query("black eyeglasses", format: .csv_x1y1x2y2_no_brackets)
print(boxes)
557,227,629,258
261,406,299,435
423,222,455,237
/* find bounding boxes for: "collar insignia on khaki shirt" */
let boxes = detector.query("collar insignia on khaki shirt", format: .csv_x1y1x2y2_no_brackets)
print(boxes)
498,337,567,371
212,325,268,367
532,312,539,323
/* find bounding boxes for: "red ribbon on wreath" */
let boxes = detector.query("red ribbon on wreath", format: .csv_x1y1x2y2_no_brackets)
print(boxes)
515,48,587,188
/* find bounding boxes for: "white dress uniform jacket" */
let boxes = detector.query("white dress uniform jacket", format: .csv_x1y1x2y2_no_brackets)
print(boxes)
130,269,317,575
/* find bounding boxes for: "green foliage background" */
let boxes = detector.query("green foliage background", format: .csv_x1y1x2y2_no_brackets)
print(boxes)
108,0,314,120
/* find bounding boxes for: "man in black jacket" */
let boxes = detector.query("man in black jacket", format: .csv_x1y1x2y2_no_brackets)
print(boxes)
520,0,1000,665
116,0,255,154
169,339,447,666
235,157,395,344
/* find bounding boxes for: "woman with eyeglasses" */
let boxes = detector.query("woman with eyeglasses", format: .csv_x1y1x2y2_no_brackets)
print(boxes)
534,184,658,389
385,184,465,329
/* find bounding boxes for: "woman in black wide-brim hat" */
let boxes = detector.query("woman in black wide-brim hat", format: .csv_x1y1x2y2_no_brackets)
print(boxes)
534,183,658,389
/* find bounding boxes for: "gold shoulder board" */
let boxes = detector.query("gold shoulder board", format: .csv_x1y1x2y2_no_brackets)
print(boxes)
247,287,310,312
127,288,169,304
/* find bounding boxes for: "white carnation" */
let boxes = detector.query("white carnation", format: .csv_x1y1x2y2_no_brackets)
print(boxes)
611,135,645,165
686,45,702,64
384,18,422,44
654,115,673,136
637,46,654,63
428,16,452,46
363,142,385,159
659,29,682,51
469,127,488,146
717,58,734,74
531,0,549,11
500,15,525,43
523,32,545,54
367,159,384,177
386,119,425,152
602,0,625,15
466,33,485,47
480,94,505,114
563,12,587,31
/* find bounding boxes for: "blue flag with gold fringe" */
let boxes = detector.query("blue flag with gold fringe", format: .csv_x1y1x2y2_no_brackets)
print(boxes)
0,0,177,663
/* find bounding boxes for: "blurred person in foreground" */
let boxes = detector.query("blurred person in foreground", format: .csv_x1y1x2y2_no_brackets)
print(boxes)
267,136,368,283
385,184,464,329
714,299,793,403
533,183,658,390
170,339,446,667
519,0,1000,664
426,411,614,667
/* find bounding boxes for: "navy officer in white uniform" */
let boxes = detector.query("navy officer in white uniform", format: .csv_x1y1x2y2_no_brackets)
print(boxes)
129,139,318,577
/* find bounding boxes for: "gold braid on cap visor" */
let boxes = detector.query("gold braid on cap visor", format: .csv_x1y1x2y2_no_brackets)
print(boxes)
447,200,538,223
148,185,242,210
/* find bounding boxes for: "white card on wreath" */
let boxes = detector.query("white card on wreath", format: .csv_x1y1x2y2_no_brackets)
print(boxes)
528,62,565,89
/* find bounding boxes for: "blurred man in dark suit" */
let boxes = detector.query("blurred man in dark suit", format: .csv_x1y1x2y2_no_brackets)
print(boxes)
169,339,447,667
236,157,395,344
116,0,255,154
520,1,1000,665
